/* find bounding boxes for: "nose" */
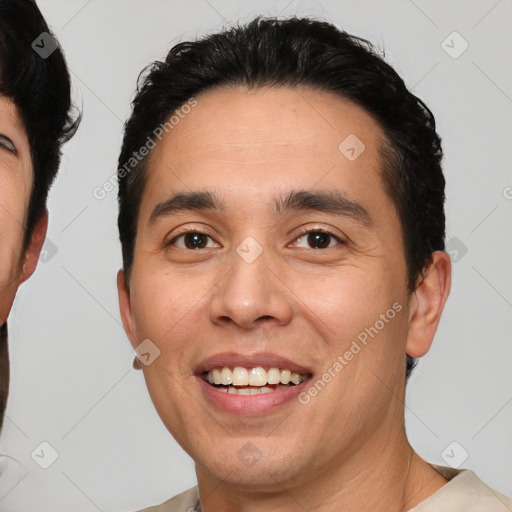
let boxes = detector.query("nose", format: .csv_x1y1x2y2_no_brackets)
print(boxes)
208,244,293,330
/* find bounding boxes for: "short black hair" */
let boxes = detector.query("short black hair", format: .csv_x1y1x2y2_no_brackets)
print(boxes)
117,16,445,380
0,0,80,249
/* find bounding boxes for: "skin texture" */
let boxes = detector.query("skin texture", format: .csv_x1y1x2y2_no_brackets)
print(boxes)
0,96,47,325
118,86,451,511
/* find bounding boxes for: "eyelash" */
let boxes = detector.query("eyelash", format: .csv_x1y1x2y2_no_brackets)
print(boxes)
167,226,344,250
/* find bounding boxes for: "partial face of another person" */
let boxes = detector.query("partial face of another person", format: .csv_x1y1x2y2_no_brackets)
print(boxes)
118,86,447,489
0,95,39,326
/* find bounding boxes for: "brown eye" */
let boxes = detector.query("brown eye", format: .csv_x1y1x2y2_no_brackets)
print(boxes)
307,231,331,249
169,232,218,250
293,230,342,250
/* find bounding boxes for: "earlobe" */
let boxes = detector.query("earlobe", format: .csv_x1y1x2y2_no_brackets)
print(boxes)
19,209,48,284
405,251,452,358
117,269,136,347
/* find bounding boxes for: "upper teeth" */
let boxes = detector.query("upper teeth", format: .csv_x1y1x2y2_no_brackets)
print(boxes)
207,367,306,386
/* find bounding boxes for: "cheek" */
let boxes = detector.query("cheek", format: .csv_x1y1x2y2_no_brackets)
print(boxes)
291,262,400,332
0,214,26,325
0,172,30,246
129,267,206,343
296,262,409,402
0,281,18,325
308,280,407,430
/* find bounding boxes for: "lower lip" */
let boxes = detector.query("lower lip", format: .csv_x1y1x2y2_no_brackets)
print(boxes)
196,376,309,415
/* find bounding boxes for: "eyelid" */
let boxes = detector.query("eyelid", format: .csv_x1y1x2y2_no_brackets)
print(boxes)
293,224,345,241
0,134,17,153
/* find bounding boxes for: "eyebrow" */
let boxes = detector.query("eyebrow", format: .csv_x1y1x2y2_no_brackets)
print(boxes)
149,189,372,227
0,133,17,154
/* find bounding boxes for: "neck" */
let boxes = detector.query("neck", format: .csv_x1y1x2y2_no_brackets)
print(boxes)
195,429,447,512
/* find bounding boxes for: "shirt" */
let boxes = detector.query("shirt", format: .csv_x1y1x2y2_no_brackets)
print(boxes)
137,464,512,511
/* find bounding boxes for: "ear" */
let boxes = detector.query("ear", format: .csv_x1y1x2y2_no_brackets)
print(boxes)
405,251,451,358
19,209,48,284
117,269,137,348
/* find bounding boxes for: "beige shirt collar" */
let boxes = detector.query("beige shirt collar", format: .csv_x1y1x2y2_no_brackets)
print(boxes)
138,464,512,512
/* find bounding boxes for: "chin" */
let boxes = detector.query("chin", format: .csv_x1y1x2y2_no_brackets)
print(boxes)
207,462,302,491
193,441,310,490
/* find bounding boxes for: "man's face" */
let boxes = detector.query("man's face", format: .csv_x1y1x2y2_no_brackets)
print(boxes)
0,96,33,325
119,86,417,488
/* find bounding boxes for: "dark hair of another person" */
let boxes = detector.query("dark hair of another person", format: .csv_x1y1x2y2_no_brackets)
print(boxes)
0,324,7,431
117,16,445,380
0,0,80,431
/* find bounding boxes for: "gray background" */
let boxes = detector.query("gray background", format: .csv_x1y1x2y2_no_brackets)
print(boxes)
1,0,511,510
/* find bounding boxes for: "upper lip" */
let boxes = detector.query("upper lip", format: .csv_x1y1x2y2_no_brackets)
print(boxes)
194,352,313,375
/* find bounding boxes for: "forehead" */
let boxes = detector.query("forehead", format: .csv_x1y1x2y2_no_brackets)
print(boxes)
142,86,392,219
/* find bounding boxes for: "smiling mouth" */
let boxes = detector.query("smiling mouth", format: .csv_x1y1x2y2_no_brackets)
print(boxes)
202,366,312,395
